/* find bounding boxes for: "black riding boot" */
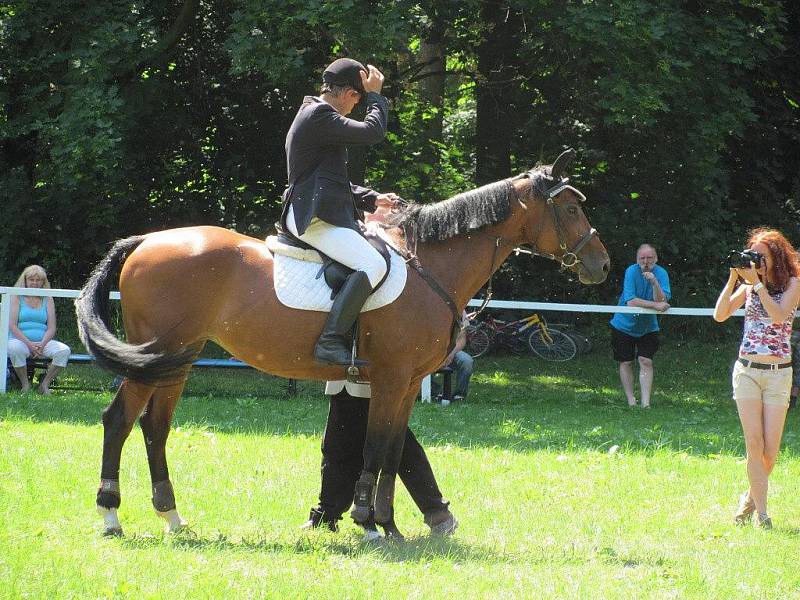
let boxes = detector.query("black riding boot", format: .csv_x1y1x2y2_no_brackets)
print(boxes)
314,271,373,366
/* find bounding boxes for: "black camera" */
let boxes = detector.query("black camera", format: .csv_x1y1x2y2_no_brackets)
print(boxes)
727,249,764,269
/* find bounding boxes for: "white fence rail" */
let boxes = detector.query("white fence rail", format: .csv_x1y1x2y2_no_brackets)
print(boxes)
1,286,744,395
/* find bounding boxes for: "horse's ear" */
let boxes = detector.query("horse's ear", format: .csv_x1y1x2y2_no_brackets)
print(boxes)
550,148,576,180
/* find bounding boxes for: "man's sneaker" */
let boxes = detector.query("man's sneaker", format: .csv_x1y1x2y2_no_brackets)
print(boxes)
425,509,458,536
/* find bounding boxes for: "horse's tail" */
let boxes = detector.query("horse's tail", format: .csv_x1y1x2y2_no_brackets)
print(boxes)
75,235,197,384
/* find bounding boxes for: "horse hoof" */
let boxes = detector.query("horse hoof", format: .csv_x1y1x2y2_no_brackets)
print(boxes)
430,514,458,536
98,506,122,537
377,520,405,542
157,509,188,533
350,505,371,524
361,527,383,542
166,520,188,534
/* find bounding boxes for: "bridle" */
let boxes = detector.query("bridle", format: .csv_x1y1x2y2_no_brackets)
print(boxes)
389,160,601,325
510,171,599,270
469,172,599,318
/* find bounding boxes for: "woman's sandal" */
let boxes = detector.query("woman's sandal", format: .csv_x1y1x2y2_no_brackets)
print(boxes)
755,512,773,530
733,491,755,525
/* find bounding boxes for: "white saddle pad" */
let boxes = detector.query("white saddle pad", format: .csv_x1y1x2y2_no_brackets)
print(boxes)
268,236,407,313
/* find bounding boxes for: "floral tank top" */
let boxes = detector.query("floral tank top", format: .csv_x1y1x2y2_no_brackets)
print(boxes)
739,287,795,359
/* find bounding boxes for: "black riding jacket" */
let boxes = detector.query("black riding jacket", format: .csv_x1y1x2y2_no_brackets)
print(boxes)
280,92,388,235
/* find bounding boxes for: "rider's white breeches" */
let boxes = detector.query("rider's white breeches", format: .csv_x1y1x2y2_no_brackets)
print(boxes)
286,206,387,288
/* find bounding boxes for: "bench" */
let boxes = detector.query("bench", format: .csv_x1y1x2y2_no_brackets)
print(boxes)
430,366,454,403
5,354,300,394
6,354,94,389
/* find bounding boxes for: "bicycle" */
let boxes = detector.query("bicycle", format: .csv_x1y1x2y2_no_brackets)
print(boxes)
465,313,577,361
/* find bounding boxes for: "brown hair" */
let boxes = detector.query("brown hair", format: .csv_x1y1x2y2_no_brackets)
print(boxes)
747,227,800,292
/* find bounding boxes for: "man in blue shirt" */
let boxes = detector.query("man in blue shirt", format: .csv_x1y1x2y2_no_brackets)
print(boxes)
609,244,671,407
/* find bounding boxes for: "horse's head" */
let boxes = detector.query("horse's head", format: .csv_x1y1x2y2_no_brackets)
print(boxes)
511,149,610,284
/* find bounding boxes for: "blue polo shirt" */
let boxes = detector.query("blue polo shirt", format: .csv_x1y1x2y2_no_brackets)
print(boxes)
609,264,671,337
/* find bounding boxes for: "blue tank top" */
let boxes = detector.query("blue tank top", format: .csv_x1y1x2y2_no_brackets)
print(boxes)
14,298,48,342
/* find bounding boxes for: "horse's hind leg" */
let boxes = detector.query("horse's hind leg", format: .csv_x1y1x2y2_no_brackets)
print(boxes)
97,380,154,536
139,379,189,533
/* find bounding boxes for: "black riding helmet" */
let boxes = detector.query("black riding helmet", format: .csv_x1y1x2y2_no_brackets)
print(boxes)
322,58,366,94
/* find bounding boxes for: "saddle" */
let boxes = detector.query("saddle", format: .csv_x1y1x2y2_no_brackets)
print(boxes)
266,224,408,313
273,224,391,299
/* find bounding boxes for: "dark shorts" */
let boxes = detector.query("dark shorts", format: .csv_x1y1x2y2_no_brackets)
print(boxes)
610,327,660,362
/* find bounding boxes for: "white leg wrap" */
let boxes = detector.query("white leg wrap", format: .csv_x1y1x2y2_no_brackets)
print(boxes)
157,508,188,533
361,526,383,542
97,506,123,536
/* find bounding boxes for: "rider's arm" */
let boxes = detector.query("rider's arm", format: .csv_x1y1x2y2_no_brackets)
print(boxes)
351,183,379,213
310,93,388,147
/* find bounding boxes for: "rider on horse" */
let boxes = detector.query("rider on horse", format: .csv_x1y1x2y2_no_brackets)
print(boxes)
280,58,398,367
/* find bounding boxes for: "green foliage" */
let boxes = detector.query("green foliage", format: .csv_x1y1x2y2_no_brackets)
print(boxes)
1,0,797,314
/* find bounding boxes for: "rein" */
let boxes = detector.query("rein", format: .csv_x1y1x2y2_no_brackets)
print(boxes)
377,205,462,354
404,253,463,353
391,170,599,342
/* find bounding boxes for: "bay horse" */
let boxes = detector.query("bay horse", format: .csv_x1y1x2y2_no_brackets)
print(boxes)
76,150,609,537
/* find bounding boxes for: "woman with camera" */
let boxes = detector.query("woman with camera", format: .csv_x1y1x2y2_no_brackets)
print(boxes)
714,228,800,529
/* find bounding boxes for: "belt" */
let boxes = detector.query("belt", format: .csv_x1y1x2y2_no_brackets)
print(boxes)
738,358,791,370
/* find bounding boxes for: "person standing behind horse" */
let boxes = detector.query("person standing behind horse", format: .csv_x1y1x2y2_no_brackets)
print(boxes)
302,379,457,538
281,58,399,367
714,228,800,530
609,244,671,408
7,265,71,394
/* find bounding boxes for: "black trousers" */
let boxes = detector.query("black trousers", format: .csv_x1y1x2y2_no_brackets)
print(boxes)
316,389,448,521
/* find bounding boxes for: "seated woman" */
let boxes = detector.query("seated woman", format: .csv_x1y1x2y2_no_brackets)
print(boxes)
8,265,71,394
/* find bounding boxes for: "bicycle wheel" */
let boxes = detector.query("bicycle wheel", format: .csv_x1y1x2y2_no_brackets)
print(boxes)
565,330,592,354
466,324,492,358
527,328,577,361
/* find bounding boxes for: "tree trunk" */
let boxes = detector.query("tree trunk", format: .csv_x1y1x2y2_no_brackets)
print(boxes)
475,1,522,184
418,17,446,147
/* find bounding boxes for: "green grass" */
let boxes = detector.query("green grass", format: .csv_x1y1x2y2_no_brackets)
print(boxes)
2,340,800,599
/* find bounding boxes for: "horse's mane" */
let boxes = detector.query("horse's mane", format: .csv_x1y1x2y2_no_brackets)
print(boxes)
390,167,551,243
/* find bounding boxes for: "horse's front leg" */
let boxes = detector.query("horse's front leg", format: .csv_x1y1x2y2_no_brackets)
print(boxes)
375,384,420,538
138,380,188,533
351,381,417,540
97,380,153,536
350,384,399,525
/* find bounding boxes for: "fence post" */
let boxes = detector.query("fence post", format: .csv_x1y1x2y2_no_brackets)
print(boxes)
0,292,10,393
420,375,431,403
